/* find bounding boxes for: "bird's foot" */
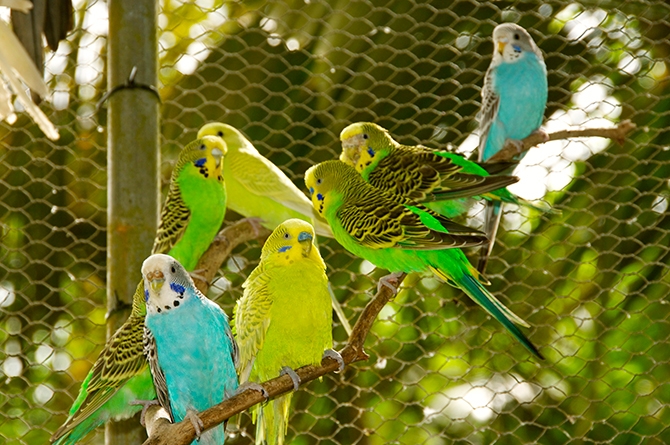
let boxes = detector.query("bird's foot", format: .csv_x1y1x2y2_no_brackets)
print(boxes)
323,349,344,373
504,138,526,157
377,271,404,294
188,269,208,284
130,399,161,427
235,381,269,400
245,217,265,238
280,366,301,391
185,409,204,439
531,128,550,143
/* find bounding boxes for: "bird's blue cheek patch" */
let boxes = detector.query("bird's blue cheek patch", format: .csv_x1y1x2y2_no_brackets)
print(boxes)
512,45,521,52
317,193,324,202
170,282,186,295
367,146,375,157
278,245,292,253
144,289,149,302
309,187,314,195
194,158,206,167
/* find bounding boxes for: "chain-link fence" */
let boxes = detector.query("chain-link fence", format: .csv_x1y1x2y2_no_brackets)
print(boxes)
2,1,669,444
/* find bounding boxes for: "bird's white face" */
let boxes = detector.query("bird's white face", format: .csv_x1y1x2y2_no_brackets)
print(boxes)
142,254,189,315
492,24,538,64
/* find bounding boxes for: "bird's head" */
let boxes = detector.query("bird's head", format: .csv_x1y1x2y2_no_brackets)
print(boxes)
339,122,394,172
198,122,254,156
179,135,227,182
304,160,359,216
261,218,323,266
141,254,192,315
491,23,541,64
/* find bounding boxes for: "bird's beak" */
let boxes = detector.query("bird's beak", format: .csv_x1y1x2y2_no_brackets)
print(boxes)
211,148,224,169
341,135,365,165
496,40,507,55
298,231,313,256
145,270,165,293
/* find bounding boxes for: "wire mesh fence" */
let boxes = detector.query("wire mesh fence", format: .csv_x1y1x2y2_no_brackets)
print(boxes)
2,0,670,444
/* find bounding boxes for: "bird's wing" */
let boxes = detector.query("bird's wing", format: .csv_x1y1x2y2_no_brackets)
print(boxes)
52,313,148,439
230,150,316,217
143,327,173,421
478,67,500,158
152,183,191,255
234,266,273,383
337,195,486,250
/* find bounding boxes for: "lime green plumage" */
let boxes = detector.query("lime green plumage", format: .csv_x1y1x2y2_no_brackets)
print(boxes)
198,123,333,238
305,160,541,358
233,219,333,445
51,136,228,444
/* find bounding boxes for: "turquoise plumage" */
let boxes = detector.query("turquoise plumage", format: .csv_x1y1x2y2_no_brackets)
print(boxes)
143,254,238,445
477,23,548,273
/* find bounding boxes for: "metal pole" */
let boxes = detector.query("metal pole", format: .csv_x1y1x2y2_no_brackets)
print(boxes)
106,0,159,443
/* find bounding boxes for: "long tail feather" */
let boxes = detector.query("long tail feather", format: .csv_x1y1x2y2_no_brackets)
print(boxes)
477,200,503,274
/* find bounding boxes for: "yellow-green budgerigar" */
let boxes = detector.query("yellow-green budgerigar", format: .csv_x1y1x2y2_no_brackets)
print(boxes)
338,122,543,219
304,160,541,358
51,135,228,445
198,123,333,238
233,219,340,445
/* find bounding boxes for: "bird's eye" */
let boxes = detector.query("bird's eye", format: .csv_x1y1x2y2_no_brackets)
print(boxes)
217,131,224,137
514,33,520,40
363,133,369,139
283,233,290,239
200,144,206,150
316,178,322,185
171,266,176,273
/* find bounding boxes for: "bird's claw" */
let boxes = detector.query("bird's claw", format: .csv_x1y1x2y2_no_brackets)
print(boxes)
323,349,344,373
377,271,404,295
188,269,208,284
280,366,301,391
235,381,270,400
532,128,550,143
130,399,161,427
245,217,265,238
185,409,204,439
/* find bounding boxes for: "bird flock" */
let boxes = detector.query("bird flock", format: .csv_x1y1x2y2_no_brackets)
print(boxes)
51,22,549,445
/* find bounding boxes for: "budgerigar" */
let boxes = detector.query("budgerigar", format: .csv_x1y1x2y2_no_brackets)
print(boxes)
477,23,548,273
143,254,238,445
233,219,337,445
339,121,530,219
304,160,541,358
51,136,228,444
197,123,333,238
198,122,353,336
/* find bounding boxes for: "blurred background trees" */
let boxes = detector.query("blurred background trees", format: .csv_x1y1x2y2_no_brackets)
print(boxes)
1,1,669,444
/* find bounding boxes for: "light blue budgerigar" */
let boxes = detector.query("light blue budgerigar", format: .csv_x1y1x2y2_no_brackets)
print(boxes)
142,253,238,445
477,22,548,273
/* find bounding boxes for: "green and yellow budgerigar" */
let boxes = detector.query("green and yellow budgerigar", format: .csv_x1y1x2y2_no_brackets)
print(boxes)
51,135,228,444
338,122,540,219
233,219,337,445
198,123,333,238
304,160,542,358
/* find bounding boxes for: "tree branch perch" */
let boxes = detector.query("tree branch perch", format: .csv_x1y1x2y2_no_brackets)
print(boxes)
487,120,636,162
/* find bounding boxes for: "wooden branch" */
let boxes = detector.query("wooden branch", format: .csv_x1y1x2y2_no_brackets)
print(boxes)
143,273,407,445
192,218,271,294
487,120,636,162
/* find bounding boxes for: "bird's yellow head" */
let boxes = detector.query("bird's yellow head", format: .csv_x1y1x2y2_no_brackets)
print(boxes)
178,135,227,183
492,23,541,63
198,122,252,155
141,253,192,315
339,122,395,172
305,160,360,217
261,218,324,267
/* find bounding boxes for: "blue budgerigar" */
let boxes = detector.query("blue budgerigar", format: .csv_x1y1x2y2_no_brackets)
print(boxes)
477,23,548,273
142,254,239,445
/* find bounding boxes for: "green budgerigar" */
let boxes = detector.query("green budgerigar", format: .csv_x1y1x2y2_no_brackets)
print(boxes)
198,122,333,238
51,135,228,444
233,218,338,445
338,122,542,219
304,160,541,358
